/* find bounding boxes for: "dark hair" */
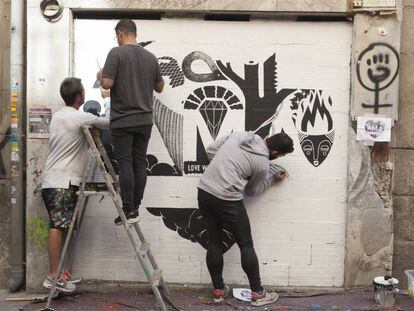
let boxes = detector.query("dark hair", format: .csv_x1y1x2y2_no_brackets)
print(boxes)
60,78,83,106
115,19,137,36
266,132,294,154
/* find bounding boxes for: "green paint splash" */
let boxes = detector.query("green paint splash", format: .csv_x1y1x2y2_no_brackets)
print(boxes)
28,216,49,249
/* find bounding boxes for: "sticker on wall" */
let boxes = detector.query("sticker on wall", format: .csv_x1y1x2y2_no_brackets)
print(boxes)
29,108,52,139
356,116,392,142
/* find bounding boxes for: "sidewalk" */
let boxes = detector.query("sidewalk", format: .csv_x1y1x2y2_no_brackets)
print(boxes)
2,282,413,311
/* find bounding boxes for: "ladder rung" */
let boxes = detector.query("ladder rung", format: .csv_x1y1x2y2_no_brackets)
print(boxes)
152,269,162,287
79,191,111,196
139,242,150,256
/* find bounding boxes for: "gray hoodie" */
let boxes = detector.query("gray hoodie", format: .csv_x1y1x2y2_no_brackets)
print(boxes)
198,131,275,201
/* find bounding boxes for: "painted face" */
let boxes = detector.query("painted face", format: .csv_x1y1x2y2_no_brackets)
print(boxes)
300,133,333,167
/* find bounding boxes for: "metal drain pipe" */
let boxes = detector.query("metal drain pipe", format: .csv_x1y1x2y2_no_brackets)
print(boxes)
7,0,25,293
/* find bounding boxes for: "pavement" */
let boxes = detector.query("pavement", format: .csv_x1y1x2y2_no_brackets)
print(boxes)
1,282,414,311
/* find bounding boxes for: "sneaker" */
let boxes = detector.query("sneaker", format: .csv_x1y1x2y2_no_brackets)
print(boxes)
114,211,139,226
43,275,76,293
213,285,231,303
251,290,279,307
62,269,82,284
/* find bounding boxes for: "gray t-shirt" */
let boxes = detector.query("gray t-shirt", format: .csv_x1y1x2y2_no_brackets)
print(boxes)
102,44,162,128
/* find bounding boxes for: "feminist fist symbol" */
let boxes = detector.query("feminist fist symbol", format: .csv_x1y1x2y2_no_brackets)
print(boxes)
357,43,399,114
367,53,391,84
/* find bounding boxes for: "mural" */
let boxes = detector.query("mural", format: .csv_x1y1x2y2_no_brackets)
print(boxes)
74,19,351,286
84,47,339,250
145,50,337,246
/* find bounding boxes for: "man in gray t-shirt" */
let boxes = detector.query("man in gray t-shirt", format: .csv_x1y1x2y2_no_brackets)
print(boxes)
97,19,164,225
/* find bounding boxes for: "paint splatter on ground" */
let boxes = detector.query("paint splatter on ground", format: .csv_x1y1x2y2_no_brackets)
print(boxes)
19,282,413,311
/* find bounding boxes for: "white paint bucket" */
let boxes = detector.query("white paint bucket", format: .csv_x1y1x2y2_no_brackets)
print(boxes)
373,276,399,307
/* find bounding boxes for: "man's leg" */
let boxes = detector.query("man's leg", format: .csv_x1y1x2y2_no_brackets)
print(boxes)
222,200,263,293
198,189,225,289
42,187,77,292
131,125,152,214
112,127,135,214
47,228,63,277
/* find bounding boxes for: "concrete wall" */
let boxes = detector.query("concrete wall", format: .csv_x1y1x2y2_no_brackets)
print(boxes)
392,0,414,287
0,0,11,289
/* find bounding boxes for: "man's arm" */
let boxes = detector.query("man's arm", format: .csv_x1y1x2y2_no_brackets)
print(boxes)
78,111,110,129
100,76,114,90
98,49,118,90
206,134,230,162
154,58,164,93
244,168,274,197
244,164,288,196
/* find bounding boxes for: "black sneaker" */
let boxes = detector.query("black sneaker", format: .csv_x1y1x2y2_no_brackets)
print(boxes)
114,211,139,226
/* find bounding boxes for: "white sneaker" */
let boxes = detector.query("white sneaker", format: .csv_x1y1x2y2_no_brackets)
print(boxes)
251,290,279,307
43,275,76,293
62,269,82,284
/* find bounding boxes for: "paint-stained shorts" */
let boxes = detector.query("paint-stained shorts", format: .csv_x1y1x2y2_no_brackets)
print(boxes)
42,185,79,229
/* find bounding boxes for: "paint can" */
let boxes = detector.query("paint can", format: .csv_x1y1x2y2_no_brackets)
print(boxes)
373,276,399,307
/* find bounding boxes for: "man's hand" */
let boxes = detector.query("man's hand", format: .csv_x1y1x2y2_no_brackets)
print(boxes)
96,69,103,80
274,171,287,182
101,88,110,99
91,127,101,137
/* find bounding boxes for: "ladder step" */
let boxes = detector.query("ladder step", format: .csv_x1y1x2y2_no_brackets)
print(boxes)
79,190,111,196
84,182,117,192
139,242,150,256
152,269,162,287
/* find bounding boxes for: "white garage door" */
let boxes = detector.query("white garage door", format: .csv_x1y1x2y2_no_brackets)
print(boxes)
73,18,351,287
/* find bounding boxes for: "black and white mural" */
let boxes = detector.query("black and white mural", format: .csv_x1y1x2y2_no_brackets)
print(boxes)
74,19,351,286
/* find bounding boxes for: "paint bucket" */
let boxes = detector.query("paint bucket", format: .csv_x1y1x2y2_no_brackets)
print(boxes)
373,276,399,307
404,270,414,302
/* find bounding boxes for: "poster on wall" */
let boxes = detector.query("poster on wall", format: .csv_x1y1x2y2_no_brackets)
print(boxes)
28,108,51,139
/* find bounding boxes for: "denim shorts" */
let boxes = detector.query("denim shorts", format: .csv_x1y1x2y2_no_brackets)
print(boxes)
42,184,79,229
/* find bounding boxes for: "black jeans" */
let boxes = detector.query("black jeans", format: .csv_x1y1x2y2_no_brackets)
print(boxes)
111,125,152,214
198,189,263,292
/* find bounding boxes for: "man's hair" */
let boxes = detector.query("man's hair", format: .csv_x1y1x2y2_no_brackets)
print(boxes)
60,77,83,106
266,132,294,154
115,19,137,36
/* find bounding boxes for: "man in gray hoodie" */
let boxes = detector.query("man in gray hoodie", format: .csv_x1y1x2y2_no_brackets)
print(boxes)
198,131,294,307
